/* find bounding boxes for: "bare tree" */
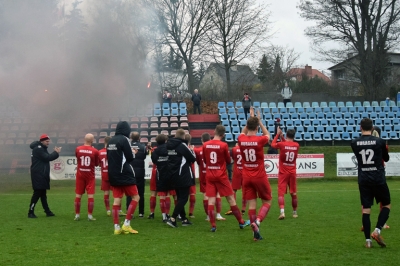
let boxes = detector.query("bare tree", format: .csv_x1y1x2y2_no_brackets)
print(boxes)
152,0,214,93
298,0,400,101
268,45,300,90
207,0,271,97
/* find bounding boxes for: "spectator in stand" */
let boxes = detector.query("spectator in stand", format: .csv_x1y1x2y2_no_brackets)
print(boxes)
176,91,184,105
163,90,172,105
385,97,390,106
28,134,61,218
281,82,292,107
191,89,202,114
242,92,252,119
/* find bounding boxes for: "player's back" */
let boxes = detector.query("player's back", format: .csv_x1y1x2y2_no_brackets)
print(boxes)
238,134,269,179
351,135,389,185
76,145,99,178
203,139,230,181
98,147,108,179
231,146,243,172
277,141,299,174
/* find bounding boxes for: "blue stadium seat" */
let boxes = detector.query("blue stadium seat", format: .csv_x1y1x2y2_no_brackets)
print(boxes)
371,101,379,107
280,107,288,114
305,107,313,114
383,125,392,132
354,101,362,107
392,118,400,125
312,102,319,108
343,112,352,119
264,113,272,120
225,133,234,142
231,126,240,134
294,102,302,108
303,102,311,108
237,107,244,114
322,107,330,113
365,106,373,113
225,126,232,133
381,131,390,140
179,102,187,110
231,120,239,127
285,120,294,128
308,113,317,120
269,102,277,108
374,106,382,113
306,126,315,133
227,107,236,114
262,107,270,114
220,114,228,122
154,103,161,111
347,119,356,126
273,113,281,120
294,132,303,141
330,119,338,127
378,112,386,119
299,113,308,121
171,109,179,116
336,126,345,133
339,107,348,113
329,102,336,107
171,103,178,110
325,126,334,133
253,102,261,109
226,102,234,109
291,113,299,120
357,106,365,113
260,102,268,108
390,131,399,140
282,113,290,120
277,102,285,108
363,101,370,107
348,106,356,113
270,107,279,114
296,125,304,133
382,106,390,112
334,112,343,119
229,113,237,121
346,101,353,107
380,101,386,107
312,120,320,127
345,126,355,132
323,132,332,141
288,107,296,114
268,126,275,134
374,118,383,126
218,102,225,110
294,120,302,128
286,102,294,108
221,120,230,127
239,120,246,127
353,112,361,120
218,108,227,115
338,119,347,126
297,107,305,113
238,113,246,121
352,132,360,139
314,107,322,113
316,125,324,132
317,112,325,120
332,132,341,140
320,102,328,108
331,107,339,113
235,102,243,109
303,132,312,141
325,112,333,120
337,101,345,107
179,109,187,116
390,100,396,107
313,132,322,141
341,132,351,140
303,119,311,128
154,109,161,116
162,103,170,110
320,119,329,127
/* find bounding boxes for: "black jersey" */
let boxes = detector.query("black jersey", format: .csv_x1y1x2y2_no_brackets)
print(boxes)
350,135,389,185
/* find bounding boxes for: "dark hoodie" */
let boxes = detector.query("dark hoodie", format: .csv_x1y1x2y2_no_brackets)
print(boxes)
30,141,59,190
107,121,136,186
166,137,196,189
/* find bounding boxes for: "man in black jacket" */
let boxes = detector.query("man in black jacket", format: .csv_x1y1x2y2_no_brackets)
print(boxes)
191,89,202,114
127,132,147,217
28,134,61,218
166,129,196,227
107,121,139,235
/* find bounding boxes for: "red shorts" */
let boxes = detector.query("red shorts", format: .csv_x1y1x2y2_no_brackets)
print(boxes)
157,191,167,197
101,179,111,191
189,185,196,194
199,171,207,193
75,177,95,195
231,170,242,190
150,172,157,191
168,190,176,196
112,185,138,199
206,178,234,198
243,176,272,201
278,173,297,195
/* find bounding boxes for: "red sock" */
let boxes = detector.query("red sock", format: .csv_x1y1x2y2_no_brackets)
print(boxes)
189,195,196,214
248,209,257,223
203,200,208,215
231,205,244,224
208,205,216,227
216,198,222,213
278,196,285,209
257,203,271,222
112,205,120,225
291,194,298,211
74,197,81,215
160,198,166,213
88,198,94,215
241,198,247,212
126,199,138,220
150,196,156,213
104,195,110,211
165,197,171,214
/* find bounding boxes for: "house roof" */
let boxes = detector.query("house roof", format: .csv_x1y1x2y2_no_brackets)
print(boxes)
207,63,259,85
328,52,400,70
287,66,330,83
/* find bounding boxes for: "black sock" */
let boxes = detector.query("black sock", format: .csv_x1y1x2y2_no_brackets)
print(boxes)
376,207,390,230
362,213,371,240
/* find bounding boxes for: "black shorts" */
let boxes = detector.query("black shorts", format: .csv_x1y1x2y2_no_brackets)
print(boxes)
359,183,391,208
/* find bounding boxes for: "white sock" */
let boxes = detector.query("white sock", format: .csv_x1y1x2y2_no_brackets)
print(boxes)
375,228,381,234
75,214,80,218
114,224,120,230
88,214,93,219
280,209,285,213
124,219,130,226
162,213,166,219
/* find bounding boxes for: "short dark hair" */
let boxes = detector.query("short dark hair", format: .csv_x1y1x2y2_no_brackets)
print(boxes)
104,136,111,145
175,128,186,139
215,125,225,137
246,117,259,131
286,129,296,139
360,118,373,131
130,131,140,141
201,132,211,142
184,133,192,144
155,134,167,145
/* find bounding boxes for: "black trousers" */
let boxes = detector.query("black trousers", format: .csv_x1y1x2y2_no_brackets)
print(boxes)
126,168,145,214
193,104,201,114
29,189,50,214
172,187,190,220
244,107,250,119
283,99,291,107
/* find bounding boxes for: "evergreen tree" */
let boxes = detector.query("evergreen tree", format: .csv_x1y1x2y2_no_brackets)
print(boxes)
256,54,273,84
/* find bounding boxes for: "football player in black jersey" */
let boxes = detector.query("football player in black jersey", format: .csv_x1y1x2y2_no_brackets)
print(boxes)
351,118,390,248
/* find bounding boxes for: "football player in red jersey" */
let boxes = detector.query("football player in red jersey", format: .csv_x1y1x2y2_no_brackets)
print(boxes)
203,125,249,232
238,107,271,241
231,143,247,214
74,133,99,221
271,127,300,219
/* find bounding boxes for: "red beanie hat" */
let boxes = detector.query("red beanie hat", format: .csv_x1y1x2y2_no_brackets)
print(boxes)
40,134,50,141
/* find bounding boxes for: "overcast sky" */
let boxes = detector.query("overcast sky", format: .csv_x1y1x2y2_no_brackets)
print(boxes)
267,0,332,74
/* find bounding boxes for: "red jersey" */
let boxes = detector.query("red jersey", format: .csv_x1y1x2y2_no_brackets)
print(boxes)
194,146,206,179
203,139,230,181
75,145,99,179
98,148,108,180
231,145,243,177
237,134,269,179
271,134,299,174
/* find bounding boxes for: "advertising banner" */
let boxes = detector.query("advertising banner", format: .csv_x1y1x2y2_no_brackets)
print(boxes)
264,154,324,178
